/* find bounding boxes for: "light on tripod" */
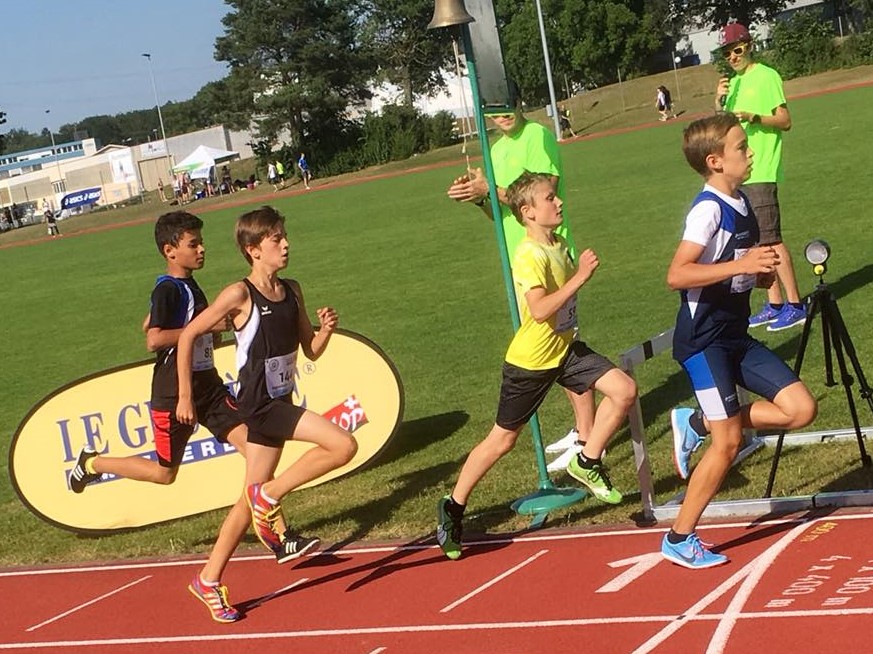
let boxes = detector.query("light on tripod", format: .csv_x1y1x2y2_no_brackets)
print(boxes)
804,239,830,276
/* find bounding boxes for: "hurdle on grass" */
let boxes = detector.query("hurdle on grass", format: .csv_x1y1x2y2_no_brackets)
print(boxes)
620,326,873,522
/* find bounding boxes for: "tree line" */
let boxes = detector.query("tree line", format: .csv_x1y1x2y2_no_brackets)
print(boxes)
1,0,869,171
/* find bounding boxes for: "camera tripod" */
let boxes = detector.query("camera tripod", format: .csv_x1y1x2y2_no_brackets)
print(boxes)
765,275,873,497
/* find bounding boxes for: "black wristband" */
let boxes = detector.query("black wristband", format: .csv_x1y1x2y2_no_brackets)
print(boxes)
474,195,488,207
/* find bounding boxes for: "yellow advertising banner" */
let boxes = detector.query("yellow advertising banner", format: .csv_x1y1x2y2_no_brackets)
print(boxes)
10,329,403,533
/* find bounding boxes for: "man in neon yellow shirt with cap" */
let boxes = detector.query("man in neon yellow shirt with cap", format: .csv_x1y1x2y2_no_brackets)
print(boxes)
716,22,805,332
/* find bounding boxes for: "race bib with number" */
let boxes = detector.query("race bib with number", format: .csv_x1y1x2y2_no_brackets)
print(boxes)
730,248,756,294
265,352,298,399
192,334,214,371
555,297,577,333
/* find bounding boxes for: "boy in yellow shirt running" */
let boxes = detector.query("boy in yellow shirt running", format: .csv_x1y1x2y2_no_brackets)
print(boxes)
436,172,637,560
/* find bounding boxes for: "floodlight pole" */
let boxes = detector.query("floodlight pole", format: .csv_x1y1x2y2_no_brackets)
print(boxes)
534,0,562,140
142,53,174,183
45,110,64,206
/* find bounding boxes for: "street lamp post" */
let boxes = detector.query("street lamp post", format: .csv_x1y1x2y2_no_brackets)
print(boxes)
142,53,173,183
44,109,64,207
533,0,562,140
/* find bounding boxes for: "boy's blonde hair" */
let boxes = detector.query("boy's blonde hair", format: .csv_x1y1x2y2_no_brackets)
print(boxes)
235,205,285,264
682,113,741,177
506,171,555,224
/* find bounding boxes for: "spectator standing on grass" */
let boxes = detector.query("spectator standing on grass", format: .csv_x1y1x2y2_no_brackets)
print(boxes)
297,153,312,190
717,22,805,332
44,206,60,238
558,104,576,138
446,101,595,469
275,159,286,189
656,86,674,121
268,161,278,192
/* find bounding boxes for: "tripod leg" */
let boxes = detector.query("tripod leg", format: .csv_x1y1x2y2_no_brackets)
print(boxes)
828,292,873,420
825,294,873,467
821,300,836,387
765,290,820,497
792,290,820,375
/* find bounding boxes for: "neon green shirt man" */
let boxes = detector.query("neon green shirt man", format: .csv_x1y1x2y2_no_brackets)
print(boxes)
724,62,786,183
490,119,577,260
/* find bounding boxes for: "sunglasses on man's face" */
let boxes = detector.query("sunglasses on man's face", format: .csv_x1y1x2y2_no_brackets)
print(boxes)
722,43,750,59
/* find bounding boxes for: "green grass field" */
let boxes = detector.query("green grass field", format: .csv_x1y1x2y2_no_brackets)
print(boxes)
3,78,873,567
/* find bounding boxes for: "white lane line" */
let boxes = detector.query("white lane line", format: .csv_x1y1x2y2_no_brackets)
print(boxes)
2,515,836,578
5,607,873,649
705,520,811,654
629,562,754,654
367,648,387,654
440,549,548,613
26,575,152,632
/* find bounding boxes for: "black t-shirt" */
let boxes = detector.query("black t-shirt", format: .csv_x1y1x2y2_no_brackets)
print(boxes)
149,276,221,410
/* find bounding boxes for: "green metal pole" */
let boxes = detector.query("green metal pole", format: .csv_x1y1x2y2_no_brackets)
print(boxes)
461,26,585,519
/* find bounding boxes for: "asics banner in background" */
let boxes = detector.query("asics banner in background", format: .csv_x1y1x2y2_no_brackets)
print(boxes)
9,329,404,534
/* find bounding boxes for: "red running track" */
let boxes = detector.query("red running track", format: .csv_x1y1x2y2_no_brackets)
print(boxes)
2,511,873,653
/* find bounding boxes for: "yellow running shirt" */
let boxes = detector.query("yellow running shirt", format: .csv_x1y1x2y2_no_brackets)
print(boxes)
505,235,577,371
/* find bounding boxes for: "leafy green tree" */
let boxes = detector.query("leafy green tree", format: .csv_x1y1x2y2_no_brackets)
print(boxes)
497,0,663,102
361,0,453,106
675,0,790,31
215,0,374,154
2,127,48,152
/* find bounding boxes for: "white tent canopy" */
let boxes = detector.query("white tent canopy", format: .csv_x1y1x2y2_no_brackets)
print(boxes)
172,145,239,180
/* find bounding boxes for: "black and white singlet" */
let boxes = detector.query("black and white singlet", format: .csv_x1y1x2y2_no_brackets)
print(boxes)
234,278,301,416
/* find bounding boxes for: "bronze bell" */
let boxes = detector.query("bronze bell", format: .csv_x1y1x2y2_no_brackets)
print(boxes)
427,0,475,29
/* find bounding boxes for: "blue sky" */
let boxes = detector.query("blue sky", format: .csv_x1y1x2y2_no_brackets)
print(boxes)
1,0,231,134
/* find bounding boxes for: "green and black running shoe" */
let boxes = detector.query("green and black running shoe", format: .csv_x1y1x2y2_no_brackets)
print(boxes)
436,495,463,560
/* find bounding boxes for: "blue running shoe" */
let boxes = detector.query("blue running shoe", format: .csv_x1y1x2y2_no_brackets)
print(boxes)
748,302,781,328
671,408,705,480
661,533,728,569
767,304,806,332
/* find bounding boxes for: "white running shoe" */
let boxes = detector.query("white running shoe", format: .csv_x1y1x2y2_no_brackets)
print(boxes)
545,428,579,453
547,443,583,472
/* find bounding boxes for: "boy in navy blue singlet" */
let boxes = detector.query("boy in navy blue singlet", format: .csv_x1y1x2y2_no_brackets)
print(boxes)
177,206,357,619
69,212,246,493
662,114,816,569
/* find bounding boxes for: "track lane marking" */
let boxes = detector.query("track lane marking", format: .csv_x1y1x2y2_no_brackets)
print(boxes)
705,520,811,653
440,549,548,613
26,575,152,632
4,607,873,649
0,516,820,579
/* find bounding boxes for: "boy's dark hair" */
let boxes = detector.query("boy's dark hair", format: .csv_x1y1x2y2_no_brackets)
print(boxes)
236,205,285,264
154,211,203,255
682,113,741,177
506,171,555,224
